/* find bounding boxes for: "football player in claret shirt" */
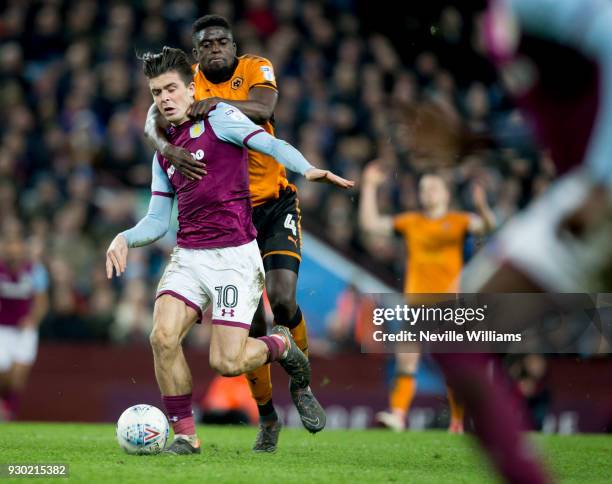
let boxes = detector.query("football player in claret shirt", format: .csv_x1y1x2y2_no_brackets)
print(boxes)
143,15,353,452
0,220,49,421
108,46,350,455
360,163,495,433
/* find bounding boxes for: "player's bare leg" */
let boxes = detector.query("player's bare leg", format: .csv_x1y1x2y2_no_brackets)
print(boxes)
209,318,311,453
209,321,307,376
434,353,550,484
246,299,282,452
150,295,199,454
209,325,270,376
266,267,326,433
0,370,11,420
438,262,550,483
1,362,33,420
377,349,419,431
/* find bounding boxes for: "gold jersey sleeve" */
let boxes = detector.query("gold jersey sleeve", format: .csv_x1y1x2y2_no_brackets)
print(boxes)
193,55,289,206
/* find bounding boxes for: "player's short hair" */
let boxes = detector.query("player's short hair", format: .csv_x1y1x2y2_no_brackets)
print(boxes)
140,46,193,86
192,14,232,37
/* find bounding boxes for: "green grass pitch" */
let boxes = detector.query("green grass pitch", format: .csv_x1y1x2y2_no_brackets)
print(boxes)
0,423,610,483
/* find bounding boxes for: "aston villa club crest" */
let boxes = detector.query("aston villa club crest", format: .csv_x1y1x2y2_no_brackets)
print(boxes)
189,120,205,138
231,77,243,89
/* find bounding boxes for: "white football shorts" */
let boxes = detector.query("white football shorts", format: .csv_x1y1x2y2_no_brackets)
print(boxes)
156,239,265,330
462,170,612,292
0,326,39,372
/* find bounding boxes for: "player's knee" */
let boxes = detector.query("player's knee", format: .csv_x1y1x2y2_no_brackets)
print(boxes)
149,325,180,354
209,354,242,377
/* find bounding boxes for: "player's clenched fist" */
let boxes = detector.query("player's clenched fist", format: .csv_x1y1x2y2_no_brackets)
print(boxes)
106,234,129,279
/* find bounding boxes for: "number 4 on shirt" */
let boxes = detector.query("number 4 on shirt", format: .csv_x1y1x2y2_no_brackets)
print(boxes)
284,214,297,236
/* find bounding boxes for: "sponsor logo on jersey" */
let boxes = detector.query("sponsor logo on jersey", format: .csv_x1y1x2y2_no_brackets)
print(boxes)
191,149,205,161
167,165,176,178
260,66,275,82
231,77,243,89
224,107,247,121
221,308,235,317
190,120,205,138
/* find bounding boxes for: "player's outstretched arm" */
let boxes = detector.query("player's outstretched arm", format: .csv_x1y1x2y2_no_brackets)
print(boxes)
144,103,207,181
468,183,497,236
358,161,394,236
248,134,354,189
209,103,354,189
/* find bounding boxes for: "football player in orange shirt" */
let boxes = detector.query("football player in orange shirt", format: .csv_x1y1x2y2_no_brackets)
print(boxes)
359,161,495,432
144,15,353,453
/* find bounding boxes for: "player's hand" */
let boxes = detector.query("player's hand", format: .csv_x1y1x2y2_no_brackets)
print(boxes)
304,168,355,189
106,234,129,279
361,161,387,187
471,183,488,209
188,97,222,120
162,143,207,181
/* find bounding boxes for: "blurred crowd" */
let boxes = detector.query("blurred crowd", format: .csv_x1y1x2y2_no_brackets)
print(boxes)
0,0,554,345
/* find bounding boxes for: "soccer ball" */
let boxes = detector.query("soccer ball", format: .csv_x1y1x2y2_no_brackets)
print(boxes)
116,404,169,455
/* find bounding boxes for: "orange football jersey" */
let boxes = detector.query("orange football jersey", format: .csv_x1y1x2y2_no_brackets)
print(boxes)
393,211,471,294
193,55,289,206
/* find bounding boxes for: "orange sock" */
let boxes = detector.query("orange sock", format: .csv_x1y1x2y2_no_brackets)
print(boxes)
389,374,417,415
245,364,273,406
290,318,309,357
447,386,465,425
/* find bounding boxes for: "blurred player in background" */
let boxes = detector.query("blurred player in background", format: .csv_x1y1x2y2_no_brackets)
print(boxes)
359,164,495,432
366,0,612,480
464,0,612,294
443,1,612,475
107,46,350,454
0,219,49,421
143,15,349,451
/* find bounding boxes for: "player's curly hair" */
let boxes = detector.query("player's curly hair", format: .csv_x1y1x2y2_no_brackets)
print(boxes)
192,14,232,36
139,46,193,86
